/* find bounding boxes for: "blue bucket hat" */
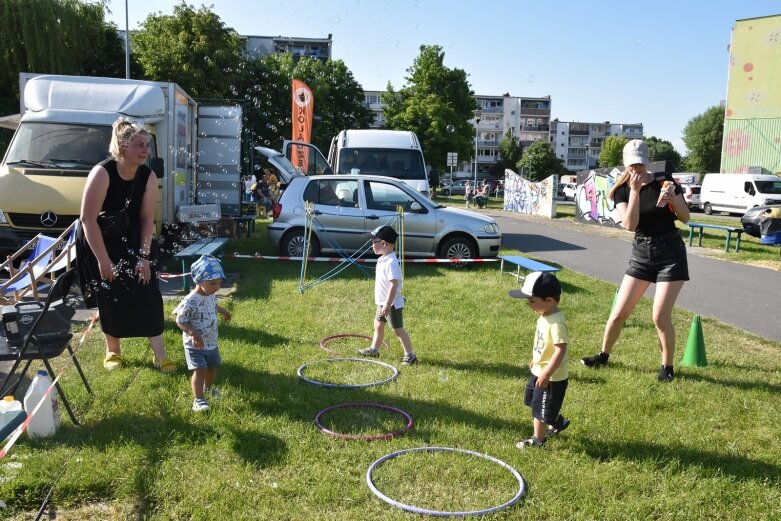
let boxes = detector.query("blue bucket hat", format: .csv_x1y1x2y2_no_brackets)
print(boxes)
190,255,225,284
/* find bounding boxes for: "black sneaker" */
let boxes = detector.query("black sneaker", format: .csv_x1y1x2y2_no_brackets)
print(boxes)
581,352,609,367
657,365,675,382
547,417,570,437
401,353,417,365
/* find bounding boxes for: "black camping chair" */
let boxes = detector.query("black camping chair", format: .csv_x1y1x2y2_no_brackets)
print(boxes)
0,268,91,425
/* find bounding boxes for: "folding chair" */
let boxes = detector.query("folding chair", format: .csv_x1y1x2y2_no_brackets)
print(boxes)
0,268,91,425
1,235,58,303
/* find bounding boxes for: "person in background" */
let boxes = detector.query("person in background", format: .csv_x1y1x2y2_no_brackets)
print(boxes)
252,173,273,217
264,167,279,201
581,139,690,382
76,117,175,373
464,181,474,208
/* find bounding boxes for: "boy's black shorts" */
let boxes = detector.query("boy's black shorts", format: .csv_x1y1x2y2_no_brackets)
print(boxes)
524,375,568,424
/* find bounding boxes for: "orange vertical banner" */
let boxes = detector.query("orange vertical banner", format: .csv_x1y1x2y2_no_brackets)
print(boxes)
292,80,314,174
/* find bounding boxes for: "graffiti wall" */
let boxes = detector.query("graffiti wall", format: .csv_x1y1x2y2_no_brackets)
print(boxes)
573,167,623,228
502,169,556,218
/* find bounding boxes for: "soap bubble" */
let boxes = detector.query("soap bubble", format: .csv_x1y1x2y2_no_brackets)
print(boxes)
446,124,455,133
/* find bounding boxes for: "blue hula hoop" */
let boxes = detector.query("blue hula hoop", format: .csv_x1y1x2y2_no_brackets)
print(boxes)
297,358,399,389
366,446,526,517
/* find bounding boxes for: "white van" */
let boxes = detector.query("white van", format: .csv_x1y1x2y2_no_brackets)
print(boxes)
699,173,781,215
327,129,431,197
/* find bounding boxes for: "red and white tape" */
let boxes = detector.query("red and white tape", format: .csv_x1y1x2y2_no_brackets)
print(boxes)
224,254,499,263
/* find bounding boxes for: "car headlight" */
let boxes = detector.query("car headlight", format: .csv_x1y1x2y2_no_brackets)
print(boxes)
0,210,7,224
483,223,499,233
743,207,761,219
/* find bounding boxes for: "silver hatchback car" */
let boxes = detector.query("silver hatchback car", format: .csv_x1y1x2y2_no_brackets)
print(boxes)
267,174,502,259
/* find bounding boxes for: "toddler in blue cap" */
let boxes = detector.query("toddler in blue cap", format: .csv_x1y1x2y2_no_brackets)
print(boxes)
174,255,231,412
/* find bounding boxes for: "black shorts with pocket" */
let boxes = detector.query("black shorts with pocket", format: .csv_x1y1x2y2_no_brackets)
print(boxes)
524,375,568,424
626,231,689,283
375,305,404,329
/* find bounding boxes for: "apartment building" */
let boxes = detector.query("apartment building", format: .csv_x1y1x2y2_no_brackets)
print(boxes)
241,34,332,62
550,120,643,172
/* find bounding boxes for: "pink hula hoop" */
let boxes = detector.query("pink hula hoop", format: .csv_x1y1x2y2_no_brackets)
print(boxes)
315,402,414,441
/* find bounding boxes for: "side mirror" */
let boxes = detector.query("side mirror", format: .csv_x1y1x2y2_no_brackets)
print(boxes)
151,157,164,179
410,202,423,212
323,166,334,176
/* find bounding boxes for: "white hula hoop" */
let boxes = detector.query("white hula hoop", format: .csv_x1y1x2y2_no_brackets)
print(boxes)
297,358,399,389
366,446,526,517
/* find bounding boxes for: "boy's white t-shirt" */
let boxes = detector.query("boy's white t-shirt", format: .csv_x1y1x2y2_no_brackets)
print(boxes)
174,292,219,350
375,252,405,308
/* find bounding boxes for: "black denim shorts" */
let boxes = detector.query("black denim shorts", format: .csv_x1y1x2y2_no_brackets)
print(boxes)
626,231,690,283
524,375,568,424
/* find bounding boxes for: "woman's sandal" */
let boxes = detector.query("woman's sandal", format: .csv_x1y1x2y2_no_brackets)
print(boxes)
155,356,176,374
103,352,123,370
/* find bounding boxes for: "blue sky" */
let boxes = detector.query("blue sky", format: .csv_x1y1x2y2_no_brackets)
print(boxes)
105,1,781,153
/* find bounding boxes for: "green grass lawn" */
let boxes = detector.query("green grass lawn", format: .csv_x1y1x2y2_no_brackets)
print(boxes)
1,220,779,520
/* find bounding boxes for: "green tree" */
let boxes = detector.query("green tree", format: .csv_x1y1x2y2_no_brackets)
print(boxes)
132,2,243,98
381,45,476,170
682,106,724,173
497,131,522,174
599,136,630,168
518,140,567,181
646,136,682,172
0,0,125,98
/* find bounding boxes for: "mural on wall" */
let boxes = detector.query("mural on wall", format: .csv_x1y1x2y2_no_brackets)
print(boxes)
722,15,781,175
502,169,556,218
574,167,622,228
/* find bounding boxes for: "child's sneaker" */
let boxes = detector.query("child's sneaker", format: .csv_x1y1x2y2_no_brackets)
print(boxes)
357,347,380,357
581,351,609,367
547,417,570,437
657,365,675,382
401,353,417,365
516,436,545,449
205,386,222,398
192,397,209,412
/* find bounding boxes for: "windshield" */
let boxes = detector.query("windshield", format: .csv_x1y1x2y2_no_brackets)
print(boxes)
338,148,426,181
4,122,113,169
756,180,781,194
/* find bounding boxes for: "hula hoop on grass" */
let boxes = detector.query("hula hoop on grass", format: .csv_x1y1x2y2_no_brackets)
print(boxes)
315,402,413,441
297,358,399,389
319,333,389,356
366,446,526,517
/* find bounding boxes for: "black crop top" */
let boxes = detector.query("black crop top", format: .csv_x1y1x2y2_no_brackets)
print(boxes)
613,173,682,237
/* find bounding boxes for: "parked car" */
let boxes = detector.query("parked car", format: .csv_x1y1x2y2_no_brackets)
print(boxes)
441,180,472,196
562,183,577,200
741,204,781,237
681,184,701,209
267,174,502,260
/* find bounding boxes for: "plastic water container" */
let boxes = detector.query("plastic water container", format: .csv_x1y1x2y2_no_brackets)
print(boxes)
23,370,61,438
0,395,23,413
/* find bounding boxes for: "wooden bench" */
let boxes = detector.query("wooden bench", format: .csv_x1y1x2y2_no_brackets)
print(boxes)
499,255,560,281
687,222,745,253
173,237,229,291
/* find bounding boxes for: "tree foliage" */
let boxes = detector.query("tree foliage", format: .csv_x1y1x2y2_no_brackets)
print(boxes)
682,106,724,173
381,45,476,170
132,2,244,98
599,136,630,168
497,131,522,174
646,136,682,172
0,0,125,98
518,140,567,181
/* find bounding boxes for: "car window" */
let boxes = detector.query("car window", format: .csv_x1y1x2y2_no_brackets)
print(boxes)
364,180,426,213
303,179,359,207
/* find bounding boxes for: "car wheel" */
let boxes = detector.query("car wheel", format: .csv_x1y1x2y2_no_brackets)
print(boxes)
703,203,713,215
442,189,451,196
281,229,320,257
439,236,476,267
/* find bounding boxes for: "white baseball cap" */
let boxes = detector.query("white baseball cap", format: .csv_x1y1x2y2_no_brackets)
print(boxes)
622,139,650,167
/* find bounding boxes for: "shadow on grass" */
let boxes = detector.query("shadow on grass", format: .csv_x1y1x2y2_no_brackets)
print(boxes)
423,359,524,380
579,439,780,482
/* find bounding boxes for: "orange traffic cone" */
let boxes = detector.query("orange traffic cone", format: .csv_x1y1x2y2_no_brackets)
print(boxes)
681,315,707,367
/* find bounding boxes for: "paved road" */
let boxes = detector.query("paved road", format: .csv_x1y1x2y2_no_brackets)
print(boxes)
486,210,781,344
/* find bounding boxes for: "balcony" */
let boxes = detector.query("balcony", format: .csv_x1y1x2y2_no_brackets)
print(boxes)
520,125,550,132
519,108,550,116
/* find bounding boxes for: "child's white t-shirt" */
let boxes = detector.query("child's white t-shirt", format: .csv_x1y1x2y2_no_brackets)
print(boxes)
375,252,405,308
174,292,219,350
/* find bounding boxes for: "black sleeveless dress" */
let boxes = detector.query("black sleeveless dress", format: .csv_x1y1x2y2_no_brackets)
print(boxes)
75,159,164,338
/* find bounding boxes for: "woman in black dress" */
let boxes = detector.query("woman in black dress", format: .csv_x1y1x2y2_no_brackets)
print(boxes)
581,139,690,381
77,118,175,372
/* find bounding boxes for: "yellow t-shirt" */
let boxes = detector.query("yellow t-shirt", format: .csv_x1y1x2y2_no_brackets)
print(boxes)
530,311,569,381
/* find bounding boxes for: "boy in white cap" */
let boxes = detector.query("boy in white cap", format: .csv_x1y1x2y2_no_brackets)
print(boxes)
357,225,417,365
509,271,570,448
174,255,232,412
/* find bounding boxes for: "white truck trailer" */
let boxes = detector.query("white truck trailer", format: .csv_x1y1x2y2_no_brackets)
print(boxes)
0,73,242,254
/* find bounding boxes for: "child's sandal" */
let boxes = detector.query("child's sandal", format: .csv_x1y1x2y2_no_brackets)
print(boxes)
515,436,545,449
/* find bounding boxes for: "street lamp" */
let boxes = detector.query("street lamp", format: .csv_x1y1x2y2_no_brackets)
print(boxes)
473,109,482,192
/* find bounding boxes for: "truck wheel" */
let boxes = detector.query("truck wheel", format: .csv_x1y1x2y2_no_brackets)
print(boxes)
439,236,476,267
282,230,320,257
703,203,713,215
